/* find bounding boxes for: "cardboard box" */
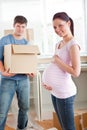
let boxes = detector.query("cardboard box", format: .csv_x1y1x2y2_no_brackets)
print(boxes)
75,109,87,129
53,112,82,130
4,28,34,41
74,114,82,130
4,44,40,73
53,112,62,130
81,112,87,129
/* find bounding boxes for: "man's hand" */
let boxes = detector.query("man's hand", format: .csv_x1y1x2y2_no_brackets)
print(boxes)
27,73,35,78
1,69,16,77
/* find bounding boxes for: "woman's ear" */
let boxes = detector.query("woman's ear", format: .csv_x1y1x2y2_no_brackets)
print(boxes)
68,20,71,27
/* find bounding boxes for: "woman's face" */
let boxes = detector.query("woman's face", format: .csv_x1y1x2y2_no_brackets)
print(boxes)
53,18,71,37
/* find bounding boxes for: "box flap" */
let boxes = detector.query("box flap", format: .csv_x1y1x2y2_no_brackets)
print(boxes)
12,45,40,54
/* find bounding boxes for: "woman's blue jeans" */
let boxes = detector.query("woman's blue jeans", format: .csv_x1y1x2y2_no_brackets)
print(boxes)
51,94,76,130
0,78,30,130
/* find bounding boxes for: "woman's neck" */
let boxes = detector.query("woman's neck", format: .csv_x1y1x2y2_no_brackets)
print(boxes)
58,34,74,49
63,34,73,43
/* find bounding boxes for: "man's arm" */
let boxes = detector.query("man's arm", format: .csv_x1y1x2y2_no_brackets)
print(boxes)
0,60,5,73
0,60,16,77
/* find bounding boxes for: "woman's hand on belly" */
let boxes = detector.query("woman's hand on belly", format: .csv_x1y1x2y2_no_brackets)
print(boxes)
42,82,52,91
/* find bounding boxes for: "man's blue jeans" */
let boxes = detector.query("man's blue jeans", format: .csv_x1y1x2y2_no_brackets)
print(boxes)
0,78,30,130
51,94,76,130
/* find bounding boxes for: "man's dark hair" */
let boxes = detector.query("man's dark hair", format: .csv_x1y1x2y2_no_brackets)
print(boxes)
14,15,28,25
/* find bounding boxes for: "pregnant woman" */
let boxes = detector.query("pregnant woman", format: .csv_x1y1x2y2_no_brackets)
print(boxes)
42,12,81,130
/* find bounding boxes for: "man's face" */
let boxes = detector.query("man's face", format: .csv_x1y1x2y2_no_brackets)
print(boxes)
13,23,27,36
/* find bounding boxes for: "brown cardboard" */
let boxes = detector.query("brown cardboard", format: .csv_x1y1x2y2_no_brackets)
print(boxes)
53,112,62,130
75,109,87,129
74,114,82,130
53,112,82,130
75,109,87,115
4,29,34,41
4,44,40,74
81,112,87,129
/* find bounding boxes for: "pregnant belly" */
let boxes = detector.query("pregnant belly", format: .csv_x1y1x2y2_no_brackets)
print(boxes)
42,63,76,98
42,63,64,87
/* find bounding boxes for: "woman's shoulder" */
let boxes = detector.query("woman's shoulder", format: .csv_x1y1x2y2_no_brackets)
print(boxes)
67,38,80,50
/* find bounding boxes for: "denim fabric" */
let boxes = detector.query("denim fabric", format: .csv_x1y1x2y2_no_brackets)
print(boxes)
16,126,27,130
51,94,76,130
0,78,30,130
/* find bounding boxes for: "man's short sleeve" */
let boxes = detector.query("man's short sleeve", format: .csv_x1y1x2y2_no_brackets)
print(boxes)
0,40,4,62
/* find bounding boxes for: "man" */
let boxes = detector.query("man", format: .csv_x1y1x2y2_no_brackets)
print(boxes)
0,15,34,130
